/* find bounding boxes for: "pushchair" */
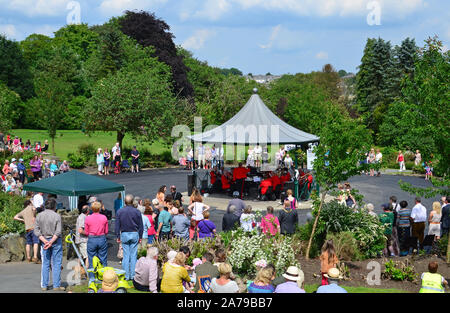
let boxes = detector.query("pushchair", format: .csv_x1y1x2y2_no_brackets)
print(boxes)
121,160,131,173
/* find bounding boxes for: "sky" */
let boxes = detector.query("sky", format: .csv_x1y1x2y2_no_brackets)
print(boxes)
0,0,449,75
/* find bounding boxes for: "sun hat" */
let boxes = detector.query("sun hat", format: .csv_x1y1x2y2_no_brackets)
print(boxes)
324,268,343,280
152,198,159,206
282,266,301,281
19,158,23,162
11,158,16,162
101,269,118,291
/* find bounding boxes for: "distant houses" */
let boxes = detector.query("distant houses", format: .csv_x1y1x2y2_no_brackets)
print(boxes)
245,74,282,84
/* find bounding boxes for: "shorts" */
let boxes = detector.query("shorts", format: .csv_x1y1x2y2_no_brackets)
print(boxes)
132,159,139,165
26,230,39,245
77,242,88,259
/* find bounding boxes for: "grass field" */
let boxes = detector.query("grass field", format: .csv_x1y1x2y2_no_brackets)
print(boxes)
10,130,170,160
70,282,406,293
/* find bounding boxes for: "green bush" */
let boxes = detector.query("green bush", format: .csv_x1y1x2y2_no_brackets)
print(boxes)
0,193,26,236
77,143,96,165
67,153,85,169
326,232,363,261
383,259,418,282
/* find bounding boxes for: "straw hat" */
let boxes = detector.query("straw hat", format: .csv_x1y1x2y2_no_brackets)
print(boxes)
324,268,343,280
282,266,302,281
102,269,118,291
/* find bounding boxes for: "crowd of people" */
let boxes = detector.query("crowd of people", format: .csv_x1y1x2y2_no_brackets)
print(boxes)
95,143,141,175
0,133,50,154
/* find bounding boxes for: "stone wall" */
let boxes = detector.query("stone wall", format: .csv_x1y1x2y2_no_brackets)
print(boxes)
0,210,79,263
0,233,26,263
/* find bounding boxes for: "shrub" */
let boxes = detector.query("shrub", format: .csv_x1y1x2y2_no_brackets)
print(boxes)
67,153,85,169
77,143,96,165
383,259,418,282
326,232,363,261
0,193,26,236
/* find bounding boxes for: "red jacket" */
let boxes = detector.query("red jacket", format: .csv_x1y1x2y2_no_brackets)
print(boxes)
271,175,281,189
233,167,249,181
260,179,272,195
210,171,216,185
221,174,230,189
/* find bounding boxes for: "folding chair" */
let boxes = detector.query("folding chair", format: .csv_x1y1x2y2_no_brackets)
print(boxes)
121,160,131,173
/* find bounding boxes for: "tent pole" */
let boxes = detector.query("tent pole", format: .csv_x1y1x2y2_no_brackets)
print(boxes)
294,145,299,200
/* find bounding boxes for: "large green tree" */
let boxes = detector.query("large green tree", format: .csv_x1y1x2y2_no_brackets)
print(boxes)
0,35,34,100
0,84,22,132
84,46,176,148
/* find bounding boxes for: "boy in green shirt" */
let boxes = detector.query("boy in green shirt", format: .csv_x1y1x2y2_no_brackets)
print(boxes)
379,203,395,256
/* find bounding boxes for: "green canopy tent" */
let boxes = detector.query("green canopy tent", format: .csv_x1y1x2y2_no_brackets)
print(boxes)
23,170,125,211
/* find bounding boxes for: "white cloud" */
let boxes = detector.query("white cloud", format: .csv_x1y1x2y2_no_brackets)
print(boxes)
0,24,19,38
193,0,232,21
259,24,281,49
259,25,307,51
182,29,216,50
315,51,329,59
98,0,168,16
1,0,70,17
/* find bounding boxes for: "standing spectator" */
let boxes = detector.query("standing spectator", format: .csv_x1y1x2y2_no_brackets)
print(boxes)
17,158,26,184
194,252,220,293
134,196,145,214
131,146,140,173
33,199,64,291
75,205,89,279
96,148,104,175
114,193,123,217
222,205,240,232
397,200,412,256
284,154,294,169
157,204,172,241
156,185,167,205
410,197,427,249
365,203,378,218
320,240,339,286
278,200,299,235
419,261,448,293
260,206,280,236
285,189,299,209
210,263,239,293
396,150,405,172
211,145,217,169
375,149,383,176
14,200,39,263
115,194,144,281
161,252,192,293
428,202,442,241
32,192,44,211
441,196,450,237
197,143,205,169
140,212,151,250
316,268,347,293
133,246,159,293
248,267,275,293
274,266,305,293
188,192,210,235
379,203,395,257
84,201,109,279
415,150,422,166
368,148,376,176
227,191,246,218
197,211,216,239
172,207,190,241
425,162,433,180
111,142,120,155
240,205,256,232
59,160,70,173
113,149,121,174
103,148,111,175
29,155,42,181
170,185,183,204
143,199,157,244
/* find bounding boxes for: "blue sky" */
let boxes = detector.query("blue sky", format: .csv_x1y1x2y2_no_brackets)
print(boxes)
0,0,449,75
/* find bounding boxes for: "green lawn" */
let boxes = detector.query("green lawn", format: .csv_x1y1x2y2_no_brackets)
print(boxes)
10,129,170,160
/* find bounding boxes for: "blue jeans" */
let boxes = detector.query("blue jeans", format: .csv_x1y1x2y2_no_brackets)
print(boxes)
41,237,63,288
87,235,108,280
120,232,139,280
148,235,155,244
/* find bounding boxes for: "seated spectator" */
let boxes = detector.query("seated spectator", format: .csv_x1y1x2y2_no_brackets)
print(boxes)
194,252,219,293
133,246,159,293
316,268,347,293
274,266,305,293
365,203,378,218
222,205,240,232
259,175,273,200
265,263,285,288
260,206,280,236
419,261,448,293
161,252,192,293
2,160,10,175
248,267,275,293
59,160,70,173
197,211,216,239
240,205,256,232
98,269,118,293
49,160,58,176
210,263,239,293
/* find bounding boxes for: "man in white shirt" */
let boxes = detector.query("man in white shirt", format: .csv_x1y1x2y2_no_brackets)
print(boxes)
410,197,427,248
111,142,120,155
284,154,294,169
32,192,44,210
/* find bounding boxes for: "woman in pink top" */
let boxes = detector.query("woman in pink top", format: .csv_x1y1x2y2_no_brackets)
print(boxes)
396,150,405,172
84,201,109,272
260,206,280,236
143,199,157,244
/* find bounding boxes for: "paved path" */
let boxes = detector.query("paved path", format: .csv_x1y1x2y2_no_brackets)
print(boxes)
0,168,442,293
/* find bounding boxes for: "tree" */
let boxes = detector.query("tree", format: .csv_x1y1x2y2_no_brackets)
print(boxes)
305,117,372,259
53,24,99,62
338,69,347,77
119,11,193,98
84,47,176,148
0,84,21,132
0,35,34,100
379,36,449,176
20,34,53,69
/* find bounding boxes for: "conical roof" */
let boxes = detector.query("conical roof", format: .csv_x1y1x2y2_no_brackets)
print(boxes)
188,90,319,144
